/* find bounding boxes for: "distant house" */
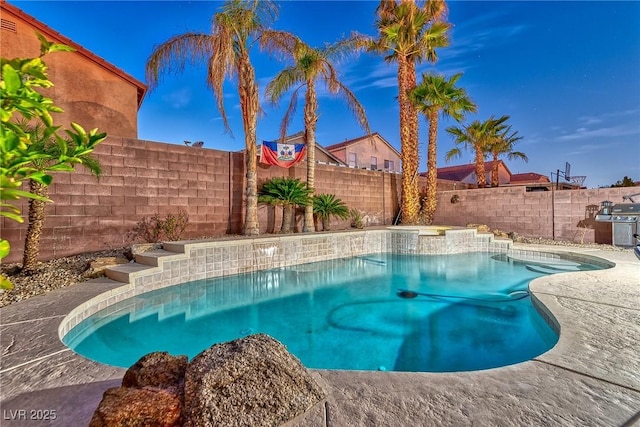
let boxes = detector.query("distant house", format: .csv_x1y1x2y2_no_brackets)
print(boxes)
428,160,512,186
510,173,550,185
324,133,402,172
280,132,345,165
1,0,146,138
429,162,581,191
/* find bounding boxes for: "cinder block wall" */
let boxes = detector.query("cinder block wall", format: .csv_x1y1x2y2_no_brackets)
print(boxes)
1,136,634,263
1,137,402,263
2,137,238,262
433,186,629,244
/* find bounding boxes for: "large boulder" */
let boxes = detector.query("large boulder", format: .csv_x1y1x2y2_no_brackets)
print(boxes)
91,352,187,427
183,334,325,427
89,387,182,427
90,336,325,427
122,351,188,391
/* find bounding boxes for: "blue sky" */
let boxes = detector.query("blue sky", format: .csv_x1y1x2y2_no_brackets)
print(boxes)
10,0,640,188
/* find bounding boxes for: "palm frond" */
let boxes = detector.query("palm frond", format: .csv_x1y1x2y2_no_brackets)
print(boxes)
259,30,298,61
279,85,303,142
332,80,371,134
145,33,215,90
264,67,304,104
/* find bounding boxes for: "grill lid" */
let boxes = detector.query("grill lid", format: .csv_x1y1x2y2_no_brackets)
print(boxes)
611,203,640,215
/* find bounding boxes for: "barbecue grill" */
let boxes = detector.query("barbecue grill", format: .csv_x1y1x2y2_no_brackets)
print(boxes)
595,193,640,247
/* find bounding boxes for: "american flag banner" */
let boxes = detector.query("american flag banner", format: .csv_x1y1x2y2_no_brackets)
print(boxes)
259,141,307,168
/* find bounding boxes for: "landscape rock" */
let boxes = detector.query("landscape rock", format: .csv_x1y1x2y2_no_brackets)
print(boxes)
82,256,130,279
89,386,182,427
183,334,325,427
492,229,510,238
467,223,491,233
122,351,188,391
125,243,164,261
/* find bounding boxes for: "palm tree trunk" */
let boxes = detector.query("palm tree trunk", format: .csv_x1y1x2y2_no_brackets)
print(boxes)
422,110,439,224
491,155,500,187
474,145,486,188
22,180,48,273
282,204,293,233
303,81,318,233
398,56,420,224
238,56,260,235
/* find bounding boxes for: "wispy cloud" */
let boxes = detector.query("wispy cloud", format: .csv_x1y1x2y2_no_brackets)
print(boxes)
556,124,639,141
556,108,640,142
578,108,640,126
162,88,192,109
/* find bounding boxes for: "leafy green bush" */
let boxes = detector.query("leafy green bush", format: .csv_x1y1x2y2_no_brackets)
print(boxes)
1,32,106,288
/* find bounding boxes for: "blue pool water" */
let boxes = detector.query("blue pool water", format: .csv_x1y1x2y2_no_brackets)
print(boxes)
63,252,603,372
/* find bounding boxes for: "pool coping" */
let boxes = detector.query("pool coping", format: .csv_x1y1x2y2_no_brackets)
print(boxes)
1,231,639,426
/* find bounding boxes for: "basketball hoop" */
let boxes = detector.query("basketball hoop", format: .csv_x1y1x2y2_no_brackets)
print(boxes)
571,176,586,188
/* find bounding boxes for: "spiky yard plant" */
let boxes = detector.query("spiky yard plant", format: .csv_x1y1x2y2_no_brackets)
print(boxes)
312,193,349,231
258,177,312,233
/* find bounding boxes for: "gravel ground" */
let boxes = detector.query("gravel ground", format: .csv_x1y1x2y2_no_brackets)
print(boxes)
0,236,630,308
0,247,129,308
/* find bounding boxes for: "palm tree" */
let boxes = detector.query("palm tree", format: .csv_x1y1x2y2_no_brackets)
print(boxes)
145,0,278,236
371,0,450,224
261,32,370,233
409,72,476,223
485,125,527,187
445,115,509,188
258,177,312,233
312,194,350,231
20,123,103,273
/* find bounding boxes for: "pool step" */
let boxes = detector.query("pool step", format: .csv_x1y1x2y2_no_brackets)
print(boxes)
134,249,185,267
105,262,157,283
104,248,186,284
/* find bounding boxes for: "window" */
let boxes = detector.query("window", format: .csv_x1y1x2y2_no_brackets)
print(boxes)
384,160,394,171
348,152,357,168
370,157,377,170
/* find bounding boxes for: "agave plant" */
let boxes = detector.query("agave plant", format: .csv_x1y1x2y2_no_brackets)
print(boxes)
312,194,349,231
258,177,312,233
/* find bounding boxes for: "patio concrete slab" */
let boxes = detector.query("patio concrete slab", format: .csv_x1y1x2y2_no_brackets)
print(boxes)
1,246,639,426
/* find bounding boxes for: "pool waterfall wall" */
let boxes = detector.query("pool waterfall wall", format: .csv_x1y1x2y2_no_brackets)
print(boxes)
59,227,607,341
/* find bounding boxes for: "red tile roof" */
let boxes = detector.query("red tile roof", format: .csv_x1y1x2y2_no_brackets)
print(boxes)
1,0,147,107
421,160,506,181
510,172,550,183
324,132,401,157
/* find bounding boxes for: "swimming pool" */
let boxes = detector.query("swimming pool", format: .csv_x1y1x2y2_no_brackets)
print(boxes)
63,251,606,372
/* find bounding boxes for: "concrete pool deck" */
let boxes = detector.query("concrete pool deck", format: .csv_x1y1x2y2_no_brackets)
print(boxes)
1,243,639,426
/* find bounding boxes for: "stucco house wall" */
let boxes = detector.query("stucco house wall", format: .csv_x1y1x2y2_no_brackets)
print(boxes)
0,1,146,138
326,133,402,172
